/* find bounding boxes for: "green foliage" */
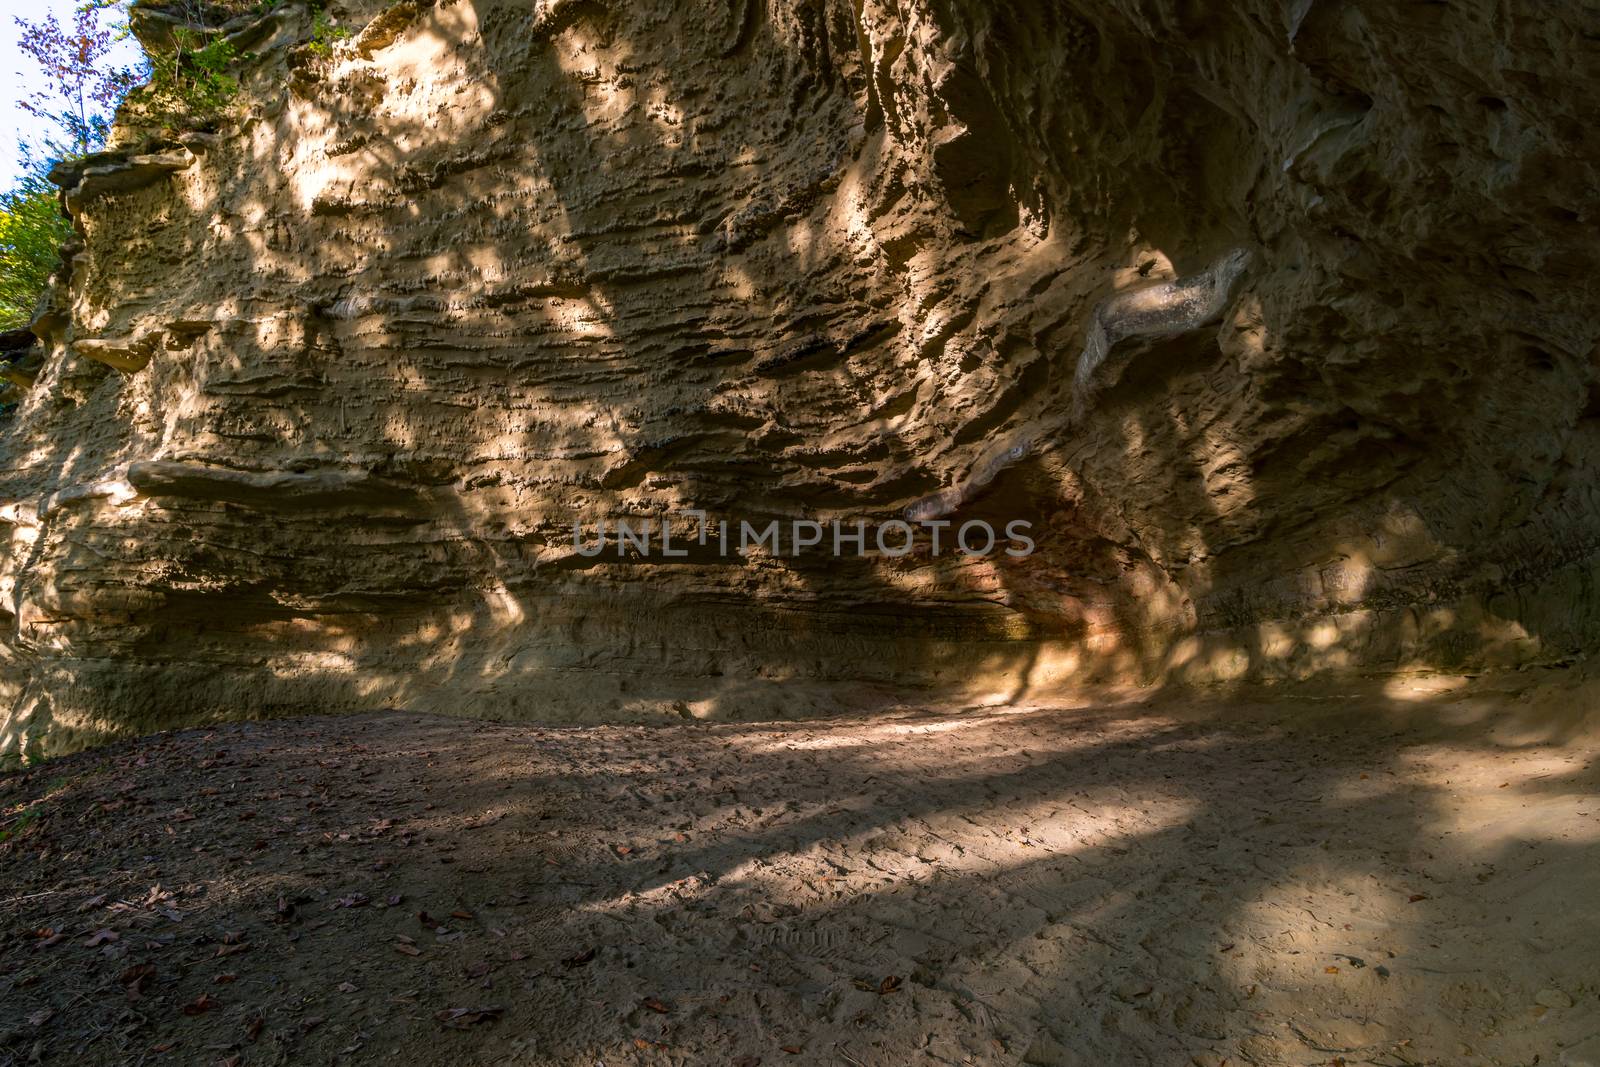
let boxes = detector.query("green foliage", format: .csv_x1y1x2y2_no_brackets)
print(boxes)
306,7,351,59
143,28,240,129
0,175,71,332
0,805,40,844
0,779,70,841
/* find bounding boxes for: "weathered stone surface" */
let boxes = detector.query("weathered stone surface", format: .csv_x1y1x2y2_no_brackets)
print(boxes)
52,150,195,202
71,335,159,373
3,0,1599,752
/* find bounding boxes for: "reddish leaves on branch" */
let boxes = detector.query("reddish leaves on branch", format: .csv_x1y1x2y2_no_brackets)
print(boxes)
14,8,141,155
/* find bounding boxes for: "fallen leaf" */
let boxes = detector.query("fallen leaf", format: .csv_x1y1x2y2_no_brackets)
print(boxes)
781,1046,803,1055
214,942,250,958
338,981,360,993
878,975,902,995
214,973,237,984
77,894,107,912
120,963,157,999
85,929,119,947
245,1016,264,1042
150,1040,177,1053
395,943,423,957
301,1016,324,1033
642,997,671,1014
182,994,219,1016
435,1006,504,1028
1408,894,1429,903
450,910,473,920
562,947,596,968
27,1008,53,1028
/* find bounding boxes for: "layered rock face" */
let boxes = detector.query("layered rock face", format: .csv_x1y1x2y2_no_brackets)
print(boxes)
3,0,1598,752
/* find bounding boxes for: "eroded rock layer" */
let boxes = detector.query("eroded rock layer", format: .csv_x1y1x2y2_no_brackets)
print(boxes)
4,0,1599,751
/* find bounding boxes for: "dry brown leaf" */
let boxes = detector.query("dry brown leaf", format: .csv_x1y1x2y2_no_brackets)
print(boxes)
120,963,157,1000
435,1006,504,1029
182,994,219,1016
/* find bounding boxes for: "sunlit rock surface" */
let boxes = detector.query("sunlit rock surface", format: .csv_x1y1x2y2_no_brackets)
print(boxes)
3,0,1598,752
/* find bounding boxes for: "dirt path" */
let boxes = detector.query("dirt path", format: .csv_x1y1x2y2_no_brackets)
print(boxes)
2,689,1597,1066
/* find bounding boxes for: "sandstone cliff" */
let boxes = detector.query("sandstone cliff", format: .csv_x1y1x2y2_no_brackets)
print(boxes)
3,0,1599,753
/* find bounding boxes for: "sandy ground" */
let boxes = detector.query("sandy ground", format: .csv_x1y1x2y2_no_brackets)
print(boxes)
1,681,1597,1066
